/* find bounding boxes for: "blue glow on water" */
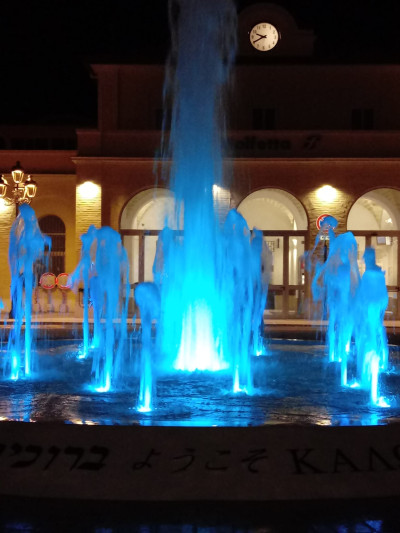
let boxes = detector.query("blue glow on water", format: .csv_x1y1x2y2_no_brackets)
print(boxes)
376,396,391,408
3,0,398,433
94,384,110,394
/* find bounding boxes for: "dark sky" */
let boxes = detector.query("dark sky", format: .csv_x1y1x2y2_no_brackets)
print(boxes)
1,0,399,126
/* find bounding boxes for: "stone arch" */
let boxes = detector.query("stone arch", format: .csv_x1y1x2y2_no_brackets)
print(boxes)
237,188,308,230
347,188,400,231
120,187,180,285
120,187,179,231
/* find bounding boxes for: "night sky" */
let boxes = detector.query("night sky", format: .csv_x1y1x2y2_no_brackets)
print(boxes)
1,0,399,126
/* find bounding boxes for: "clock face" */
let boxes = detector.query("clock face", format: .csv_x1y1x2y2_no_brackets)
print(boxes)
250,22,279,52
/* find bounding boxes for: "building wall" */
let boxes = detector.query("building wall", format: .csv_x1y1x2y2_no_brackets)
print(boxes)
1,58,400,317
0,152,77,312
89,63,400,140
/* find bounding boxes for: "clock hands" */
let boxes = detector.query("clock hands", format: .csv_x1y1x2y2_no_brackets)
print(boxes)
252,33,267,44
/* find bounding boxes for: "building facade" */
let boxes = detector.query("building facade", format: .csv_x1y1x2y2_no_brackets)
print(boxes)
1,3,400,320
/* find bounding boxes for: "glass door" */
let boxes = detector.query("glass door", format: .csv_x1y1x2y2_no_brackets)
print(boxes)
352,231,400,320
264,231,308,318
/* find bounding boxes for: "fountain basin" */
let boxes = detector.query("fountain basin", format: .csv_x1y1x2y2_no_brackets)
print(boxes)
1,420,400,501
1,339,400,501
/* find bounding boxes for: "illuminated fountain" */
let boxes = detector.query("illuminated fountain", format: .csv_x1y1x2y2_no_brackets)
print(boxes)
1,0,398,425
1,0,400,504
310,218,390,406
6,204,50,379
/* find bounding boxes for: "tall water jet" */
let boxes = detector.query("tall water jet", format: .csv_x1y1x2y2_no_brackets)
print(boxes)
356,247,389,403
134,282,160,412
250,228,272,356
72,226,130,391
71,224,97,358
157,0,240,377
7,204,51,379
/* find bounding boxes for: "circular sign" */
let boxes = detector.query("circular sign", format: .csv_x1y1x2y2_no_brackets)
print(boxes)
316,214,331,230
39,272,57,290
56,273,72,289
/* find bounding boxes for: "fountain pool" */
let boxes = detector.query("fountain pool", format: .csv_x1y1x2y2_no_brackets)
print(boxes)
2,0,400,503
1,335,400,502
1,339,400,427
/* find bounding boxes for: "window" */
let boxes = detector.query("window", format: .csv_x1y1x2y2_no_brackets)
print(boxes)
252,108,276,130
351,109,374,130
38,215,66,275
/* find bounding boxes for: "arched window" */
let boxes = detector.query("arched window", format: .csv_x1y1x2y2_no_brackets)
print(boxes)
121,188,178,284
38,215,66,275
348,188,400,319
237,188,308,317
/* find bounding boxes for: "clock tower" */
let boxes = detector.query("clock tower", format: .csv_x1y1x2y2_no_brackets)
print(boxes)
238,3,315,58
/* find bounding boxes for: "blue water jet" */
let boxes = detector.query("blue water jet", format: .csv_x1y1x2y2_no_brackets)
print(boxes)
155,0,265,393
73,226,130,391
7,204,51,379
134,282,160,412
310,220,389,405
355,247,389,403
71,225,97,358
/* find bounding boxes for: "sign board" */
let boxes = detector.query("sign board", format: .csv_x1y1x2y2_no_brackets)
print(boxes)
56,273,72,289
39,272,71,290
1,421,400,502
316,214,331,230
39,272,56,290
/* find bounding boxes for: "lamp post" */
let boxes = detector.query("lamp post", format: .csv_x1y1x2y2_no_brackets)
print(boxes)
0,161,38,216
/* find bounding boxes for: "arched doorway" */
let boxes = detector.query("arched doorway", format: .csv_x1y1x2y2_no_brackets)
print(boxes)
120,188,177,286
238,189,309,318
348,188,400,319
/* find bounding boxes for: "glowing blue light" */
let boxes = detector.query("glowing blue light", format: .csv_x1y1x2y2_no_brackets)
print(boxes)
376,397,391,408
94,385,110,393
77,350,87,360
137,406,152,413
7,204,50,380
311,238,389,407
137,387,152,412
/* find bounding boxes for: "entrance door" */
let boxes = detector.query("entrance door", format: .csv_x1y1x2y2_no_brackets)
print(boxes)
121,228,309,319
263,231,308,318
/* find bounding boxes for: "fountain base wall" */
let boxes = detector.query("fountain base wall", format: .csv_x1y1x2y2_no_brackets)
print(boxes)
2,421,400,501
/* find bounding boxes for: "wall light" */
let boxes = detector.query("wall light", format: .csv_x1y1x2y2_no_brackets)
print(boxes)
78,181,100,200
316,185,337,203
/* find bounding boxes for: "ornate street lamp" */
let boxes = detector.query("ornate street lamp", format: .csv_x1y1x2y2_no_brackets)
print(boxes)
0,161,38,215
